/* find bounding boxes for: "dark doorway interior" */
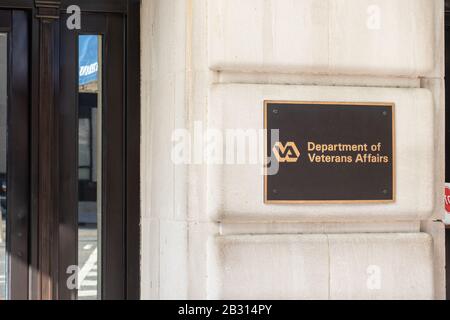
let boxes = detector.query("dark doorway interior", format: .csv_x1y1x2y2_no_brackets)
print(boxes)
447,228,449,299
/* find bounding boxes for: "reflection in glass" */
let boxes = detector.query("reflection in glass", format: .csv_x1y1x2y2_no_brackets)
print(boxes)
78,35,102,300
0,33,8,300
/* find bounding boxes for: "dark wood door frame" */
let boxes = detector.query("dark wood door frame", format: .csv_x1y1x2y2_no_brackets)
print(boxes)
0,0,141,300
59,11,131,300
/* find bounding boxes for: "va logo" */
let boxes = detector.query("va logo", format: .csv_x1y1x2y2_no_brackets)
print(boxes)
272,142,300,163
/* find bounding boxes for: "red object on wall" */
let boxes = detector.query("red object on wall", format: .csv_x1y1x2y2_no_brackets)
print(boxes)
445,184,450,223
445,186,450,212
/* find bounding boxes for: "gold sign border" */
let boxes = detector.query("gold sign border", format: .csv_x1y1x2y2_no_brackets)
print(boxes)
264,100,396,204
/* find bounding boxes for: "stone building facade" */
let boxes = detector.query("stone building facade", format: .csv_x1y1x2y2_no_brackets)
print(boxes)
141,0,446,299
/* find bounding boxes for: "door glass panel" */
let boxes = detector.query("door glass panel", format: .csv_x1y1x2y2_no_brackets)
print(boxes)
0,33,7,300
78,35,102,300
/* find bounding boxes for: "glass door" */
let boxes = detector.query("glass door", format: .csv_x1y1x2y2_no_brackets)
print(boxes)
0,9,30,300
59,12,126,300
0,0,139,301
76,34,103,300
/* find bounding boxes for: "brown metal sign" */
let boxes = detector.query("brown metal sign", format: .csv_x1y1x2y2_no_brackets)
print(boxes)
264,101,395,204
